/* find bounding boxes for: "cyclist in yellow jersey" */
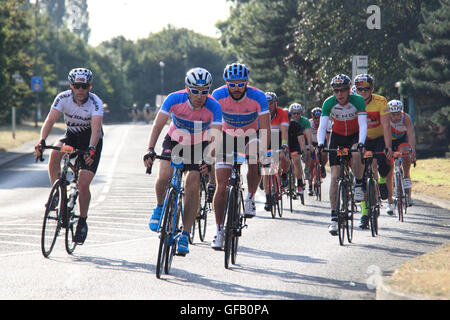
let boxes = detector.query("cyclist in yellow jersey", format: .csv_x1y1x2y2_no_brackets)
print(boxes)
353,74,392,227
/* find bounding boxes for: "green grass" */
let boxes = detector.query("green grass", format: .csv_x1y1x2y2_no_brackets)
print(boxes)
411,158,450,200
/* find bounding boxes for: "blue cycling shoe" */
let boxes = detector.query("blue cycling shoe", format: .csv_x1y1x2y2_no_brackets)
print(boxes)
149,206,163,232
177,232,190,256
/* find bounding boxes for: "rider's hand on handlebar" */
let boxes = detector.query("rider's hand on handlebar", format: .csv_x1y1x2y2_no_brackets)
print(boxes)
143,148,156,169
34,139,46,161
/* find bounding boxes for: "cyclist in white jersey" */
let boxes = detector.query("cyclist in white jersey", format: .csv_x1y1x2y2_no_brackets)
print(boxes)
35,68,104,245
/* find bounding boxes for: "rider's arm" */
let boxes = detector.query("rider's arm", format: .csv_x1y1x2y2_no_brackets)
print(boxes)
404,113,416,151
39,108,62,141
357,113,367,144
147,112,170,150
259,112,271,149
303,128,313,150
381,113,392,150
317,116,329,145
89,115,102,148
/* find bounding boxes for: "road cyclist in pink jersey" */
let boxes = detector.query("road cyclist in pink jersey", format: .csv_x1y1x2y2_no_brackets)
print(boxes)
143,67,222,255
210,63,271,250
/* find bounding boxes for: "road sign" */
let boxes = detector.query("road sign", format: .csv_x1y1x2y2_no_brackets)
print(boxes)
352,56,368,81
31,76,43,92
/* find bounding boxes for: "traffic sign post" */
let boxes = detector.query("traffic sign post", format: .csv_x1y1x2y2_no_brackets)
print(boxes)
31,76,42,127
352,56,368,81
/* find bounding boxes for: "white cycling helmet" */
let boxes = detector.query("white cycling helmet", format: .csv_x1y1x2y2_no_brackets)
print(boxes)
289,103,303,113
388,100,403,113
68,68,93,84
185,67,212,89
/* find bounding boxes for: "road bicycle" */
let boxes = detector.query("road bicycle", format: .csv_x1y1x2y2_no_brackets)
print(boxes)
189,173,211,243
264,150,283,219
36,145,87,257
392,150,414,222
323,147,357,245
311,147,322,201
361,150,385,237
223,152,248,269
146,154,185,279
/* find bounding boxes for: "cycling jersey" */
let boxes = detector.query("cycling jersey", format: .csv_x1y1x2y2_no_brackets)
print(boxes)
51,89,104,141
321,94,366,136
390,112,408,140
297,116,311,131
365,94,389,139
212,85,269,136
288,121,304,153
159,89,222,145
309,118,331,144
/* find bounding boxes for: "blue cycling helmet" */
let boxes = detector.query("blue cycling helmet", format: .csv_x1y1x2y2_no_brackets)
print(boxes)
223,63,249,81
265,91,278,102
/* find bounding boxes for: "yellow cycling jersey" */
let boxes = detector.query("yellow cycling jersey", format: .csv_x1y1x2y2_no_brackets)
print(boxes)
365,94,389,139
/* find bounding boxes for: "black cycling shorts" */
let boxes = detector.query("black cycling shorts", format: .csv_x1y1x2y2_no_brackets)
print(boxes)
328,132,358,166
59,134,103,174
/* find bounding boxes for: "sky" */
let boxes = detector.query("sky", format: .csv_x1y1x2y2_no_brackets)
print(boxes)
87,0,232,46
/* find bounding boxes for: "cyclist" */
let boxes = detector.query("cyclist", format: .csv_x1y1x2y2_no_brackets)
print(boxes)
34,68,104,245
317,74,367,236
263,92,289,211
288,103,311,197
307,107,331,196
211,62,270,250
354,74,392,226
386,100,416,207
143,67,222,255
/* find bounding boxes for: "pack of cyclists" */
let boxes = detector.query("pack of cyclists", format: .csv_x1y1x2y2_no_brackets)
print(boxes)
35,64,417,256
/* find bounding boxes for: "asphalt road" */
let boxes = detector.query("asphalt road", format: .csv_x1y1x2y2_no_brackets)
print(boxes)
0,122,449,301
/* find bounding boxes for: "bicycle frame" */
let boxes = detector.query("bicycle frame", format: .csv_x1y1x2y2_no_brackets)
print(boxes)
392,151,410,222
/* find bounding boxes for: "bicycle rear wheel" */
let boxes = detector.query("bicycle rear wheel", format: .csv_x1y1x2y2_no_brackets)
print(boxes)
367,179,378,237
224,187,236,269
156,188,175,279
41,180,64,258
347,190,355,243
275,174,283,218
288,167,294,212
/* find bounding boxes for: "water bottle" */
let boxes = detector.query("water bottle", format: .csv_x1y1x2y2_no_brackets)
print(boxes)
67,182,78,210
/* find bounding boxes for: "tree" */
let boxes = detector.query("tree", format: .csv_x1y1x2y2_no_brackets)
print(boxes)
399,0,450,144
0,0,34,124
285,0,441,104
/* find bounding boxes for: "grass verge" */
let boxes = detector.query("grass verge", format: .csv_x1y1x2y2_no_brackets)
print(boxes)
386,244,450,299
411,158,450,201
0,121,65,152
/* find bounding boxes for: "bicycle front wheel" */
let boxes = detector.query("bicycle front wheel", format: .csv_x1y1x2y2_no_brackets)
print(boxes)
224,187,236,269
197,182,208,242
65,210,78,255
395,172,405,222
367,179,378,237
156,188,175,279
41,180,65,258
336,180,347,245
231,193,242,265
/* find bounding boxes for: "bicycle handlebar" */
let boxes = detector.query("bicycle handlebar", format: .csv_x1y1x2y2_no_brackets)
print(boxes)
35,145,89,163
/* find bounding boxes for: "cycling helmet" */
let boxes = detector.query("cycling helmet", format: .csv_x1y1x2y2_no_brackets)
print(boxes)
265,91,278,102
388,100,403,113
330,74,351,87
351,85,357,94
223,63,249,81
185,67,212,89
68,68,93,84
354,73,374,87
289,103,303,113
311,107,321,116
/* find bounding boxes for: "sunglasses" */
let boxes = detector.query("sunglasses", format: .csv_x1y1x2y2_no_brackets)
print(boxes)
189,88,209,96
227,82,247,88
72,83,90,90
333,88,349,93
291,112,301,116
356,87,372,92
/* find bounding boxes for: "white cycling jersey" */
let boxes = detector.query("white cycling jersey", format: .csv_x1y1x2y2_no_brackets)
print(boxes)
51,89,104,139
